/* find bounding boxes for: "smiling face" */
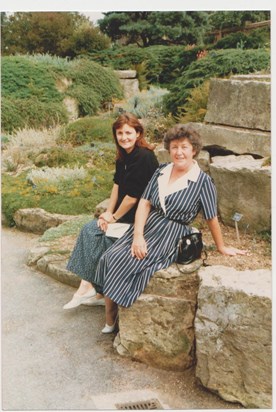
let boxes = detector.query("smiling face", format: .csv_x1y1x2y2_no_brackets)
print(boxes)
169,137,196,172
116,123,140,153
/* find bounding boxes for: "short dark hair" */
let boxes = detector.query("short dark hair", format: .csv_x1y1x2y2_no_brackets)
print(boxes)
163,123,202,157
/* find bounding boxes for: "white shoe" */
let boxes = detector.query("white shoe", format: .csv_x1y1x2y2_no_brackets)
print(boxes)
101,323,116,334
101,315,118,334
82,296,105,306
63,288,96,309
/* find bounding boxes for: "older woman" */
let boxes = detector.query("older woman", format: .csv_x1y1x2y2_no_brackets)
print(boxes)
95,123,246,332
63,112,158,309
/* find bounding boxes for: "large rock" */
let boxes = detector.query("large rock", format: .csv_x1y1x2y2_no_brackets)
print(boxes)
204,77,271,131
192,122,270,158
116,263,200,371
195,265,272,409
209,155,271,232
115,70,139,99
13,208,78,234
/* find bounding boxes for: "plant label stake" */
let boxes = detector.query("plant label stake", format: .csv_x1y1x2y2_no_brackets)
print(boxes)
232,213,243,244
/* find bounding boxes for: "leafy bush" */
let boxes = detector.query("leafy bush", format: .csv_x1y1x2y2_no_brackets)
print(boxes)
66,59,123,115
120,87,169,118
89,44,202,87
1,56,62,101
57,116,114,146
2,97,68,133
1,55,123,132
177,80,210,123
213,27,270,50
164,48,270,114
31,147,90,168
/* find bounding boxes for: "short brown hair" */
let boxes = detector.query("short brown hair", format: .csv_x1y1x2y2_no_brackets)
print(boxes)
164,123,202,157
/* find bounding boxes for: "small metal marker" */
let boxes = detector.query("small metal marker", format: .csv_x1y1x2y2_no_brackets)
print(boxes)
232,213,243,243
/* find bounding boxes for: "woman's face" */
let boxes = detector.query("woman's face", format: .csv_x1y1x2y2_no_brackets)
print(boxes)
116,123,140,153
169,137,196,170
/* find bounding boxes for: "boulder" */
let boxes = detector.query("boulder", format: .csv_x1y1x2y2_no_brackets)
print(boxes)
195,265,272,409
204,78,271,131
209,155,271,232
119,78,140,99
13,208,78,234
192,122,271,158
115,70,137,79
117,263,200,371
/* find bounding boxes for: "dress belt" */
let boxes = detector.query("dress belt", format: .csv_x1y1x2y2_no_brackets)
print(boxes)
153,208,185,225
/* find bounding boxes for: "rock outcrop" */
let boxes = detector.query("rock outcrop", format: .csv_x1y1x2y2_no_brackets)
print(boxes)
13,208,78,234
210,155,271,232
195,265,272,409
115,262,201,371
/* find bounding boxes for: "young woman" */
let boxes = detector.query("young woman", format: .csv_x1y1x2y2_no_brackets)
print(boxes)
63,112,159,310
94,123,246,332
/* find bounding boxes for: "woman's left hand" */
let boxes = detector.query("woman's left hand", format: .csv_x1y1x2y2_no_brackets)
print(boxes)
218,246,248,256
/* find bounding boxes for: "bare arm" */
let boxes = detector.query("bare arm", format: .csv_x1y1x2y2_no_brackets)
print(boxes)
98,184,138,231
131,198,152,260
206,216,246,256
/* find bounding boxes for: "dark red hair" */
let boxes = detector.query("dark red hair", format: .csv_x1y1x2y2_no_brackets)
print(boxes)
112,112,154,160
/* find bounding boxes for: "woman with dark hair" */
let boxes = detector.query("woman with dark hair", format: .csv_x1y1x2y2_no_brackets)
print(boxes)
95,123,246,332
63,113,158,309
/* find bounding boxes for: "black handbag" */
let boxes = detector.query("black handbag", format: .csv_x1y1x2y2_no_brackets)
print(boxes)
176,232,207,273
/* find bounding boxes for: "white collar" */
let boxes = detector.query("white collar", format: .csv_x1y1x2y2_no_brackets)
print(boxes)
158,161,201,213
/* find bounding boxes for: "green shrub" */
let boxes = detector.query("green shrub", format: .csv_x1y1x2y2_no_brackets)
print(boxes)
177,80,210,123
164,48,270,114
1,55,123,132
120,87,169,119
213,27,270,50
1,56,62,101
89,45,202,87
2,97,68,133
30,146,90,167
66,59,123,114
57,116,114,146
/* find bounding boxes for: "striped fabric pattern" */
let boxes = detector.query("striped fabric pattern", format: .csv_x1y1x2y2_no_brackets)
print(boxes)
94,163,217,308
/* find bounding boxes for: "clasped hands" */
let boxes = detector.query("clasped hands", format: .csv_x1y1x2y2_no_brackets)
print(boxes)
97,211,116,232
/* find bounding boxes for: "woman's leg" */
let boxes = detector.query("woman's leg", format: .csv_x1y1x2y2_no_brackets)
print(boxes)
101,296,118,333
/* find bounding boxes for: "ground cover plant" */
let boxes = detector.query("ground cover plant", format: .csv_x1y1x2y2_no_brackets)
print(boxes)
1,55,123,133
1,123,116,226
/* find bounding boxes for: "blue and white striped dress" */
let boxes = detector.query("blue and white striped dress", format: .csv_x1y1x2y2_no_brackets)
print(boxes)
94,162,217,307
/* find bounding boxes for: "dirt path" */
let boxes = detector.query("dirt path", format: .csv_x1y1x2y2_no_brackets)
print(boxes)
1,227,243,410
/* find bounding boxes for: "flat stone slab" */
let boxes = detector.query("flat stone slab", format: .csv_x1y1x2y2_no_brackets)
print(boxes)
205,78,270,131
192,122,271,158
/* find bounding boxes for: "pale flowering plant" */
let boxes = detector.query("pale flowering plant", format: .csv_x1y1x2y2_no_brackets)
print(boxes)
27,166,87,188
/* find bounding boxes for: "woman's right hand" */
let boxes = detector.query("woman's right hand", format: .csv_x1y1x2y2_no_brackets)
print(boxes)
131,234,148,260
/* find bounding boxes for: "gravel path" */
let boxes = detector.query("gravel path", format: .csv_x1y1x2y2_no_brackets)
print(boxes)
1,227,242,410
